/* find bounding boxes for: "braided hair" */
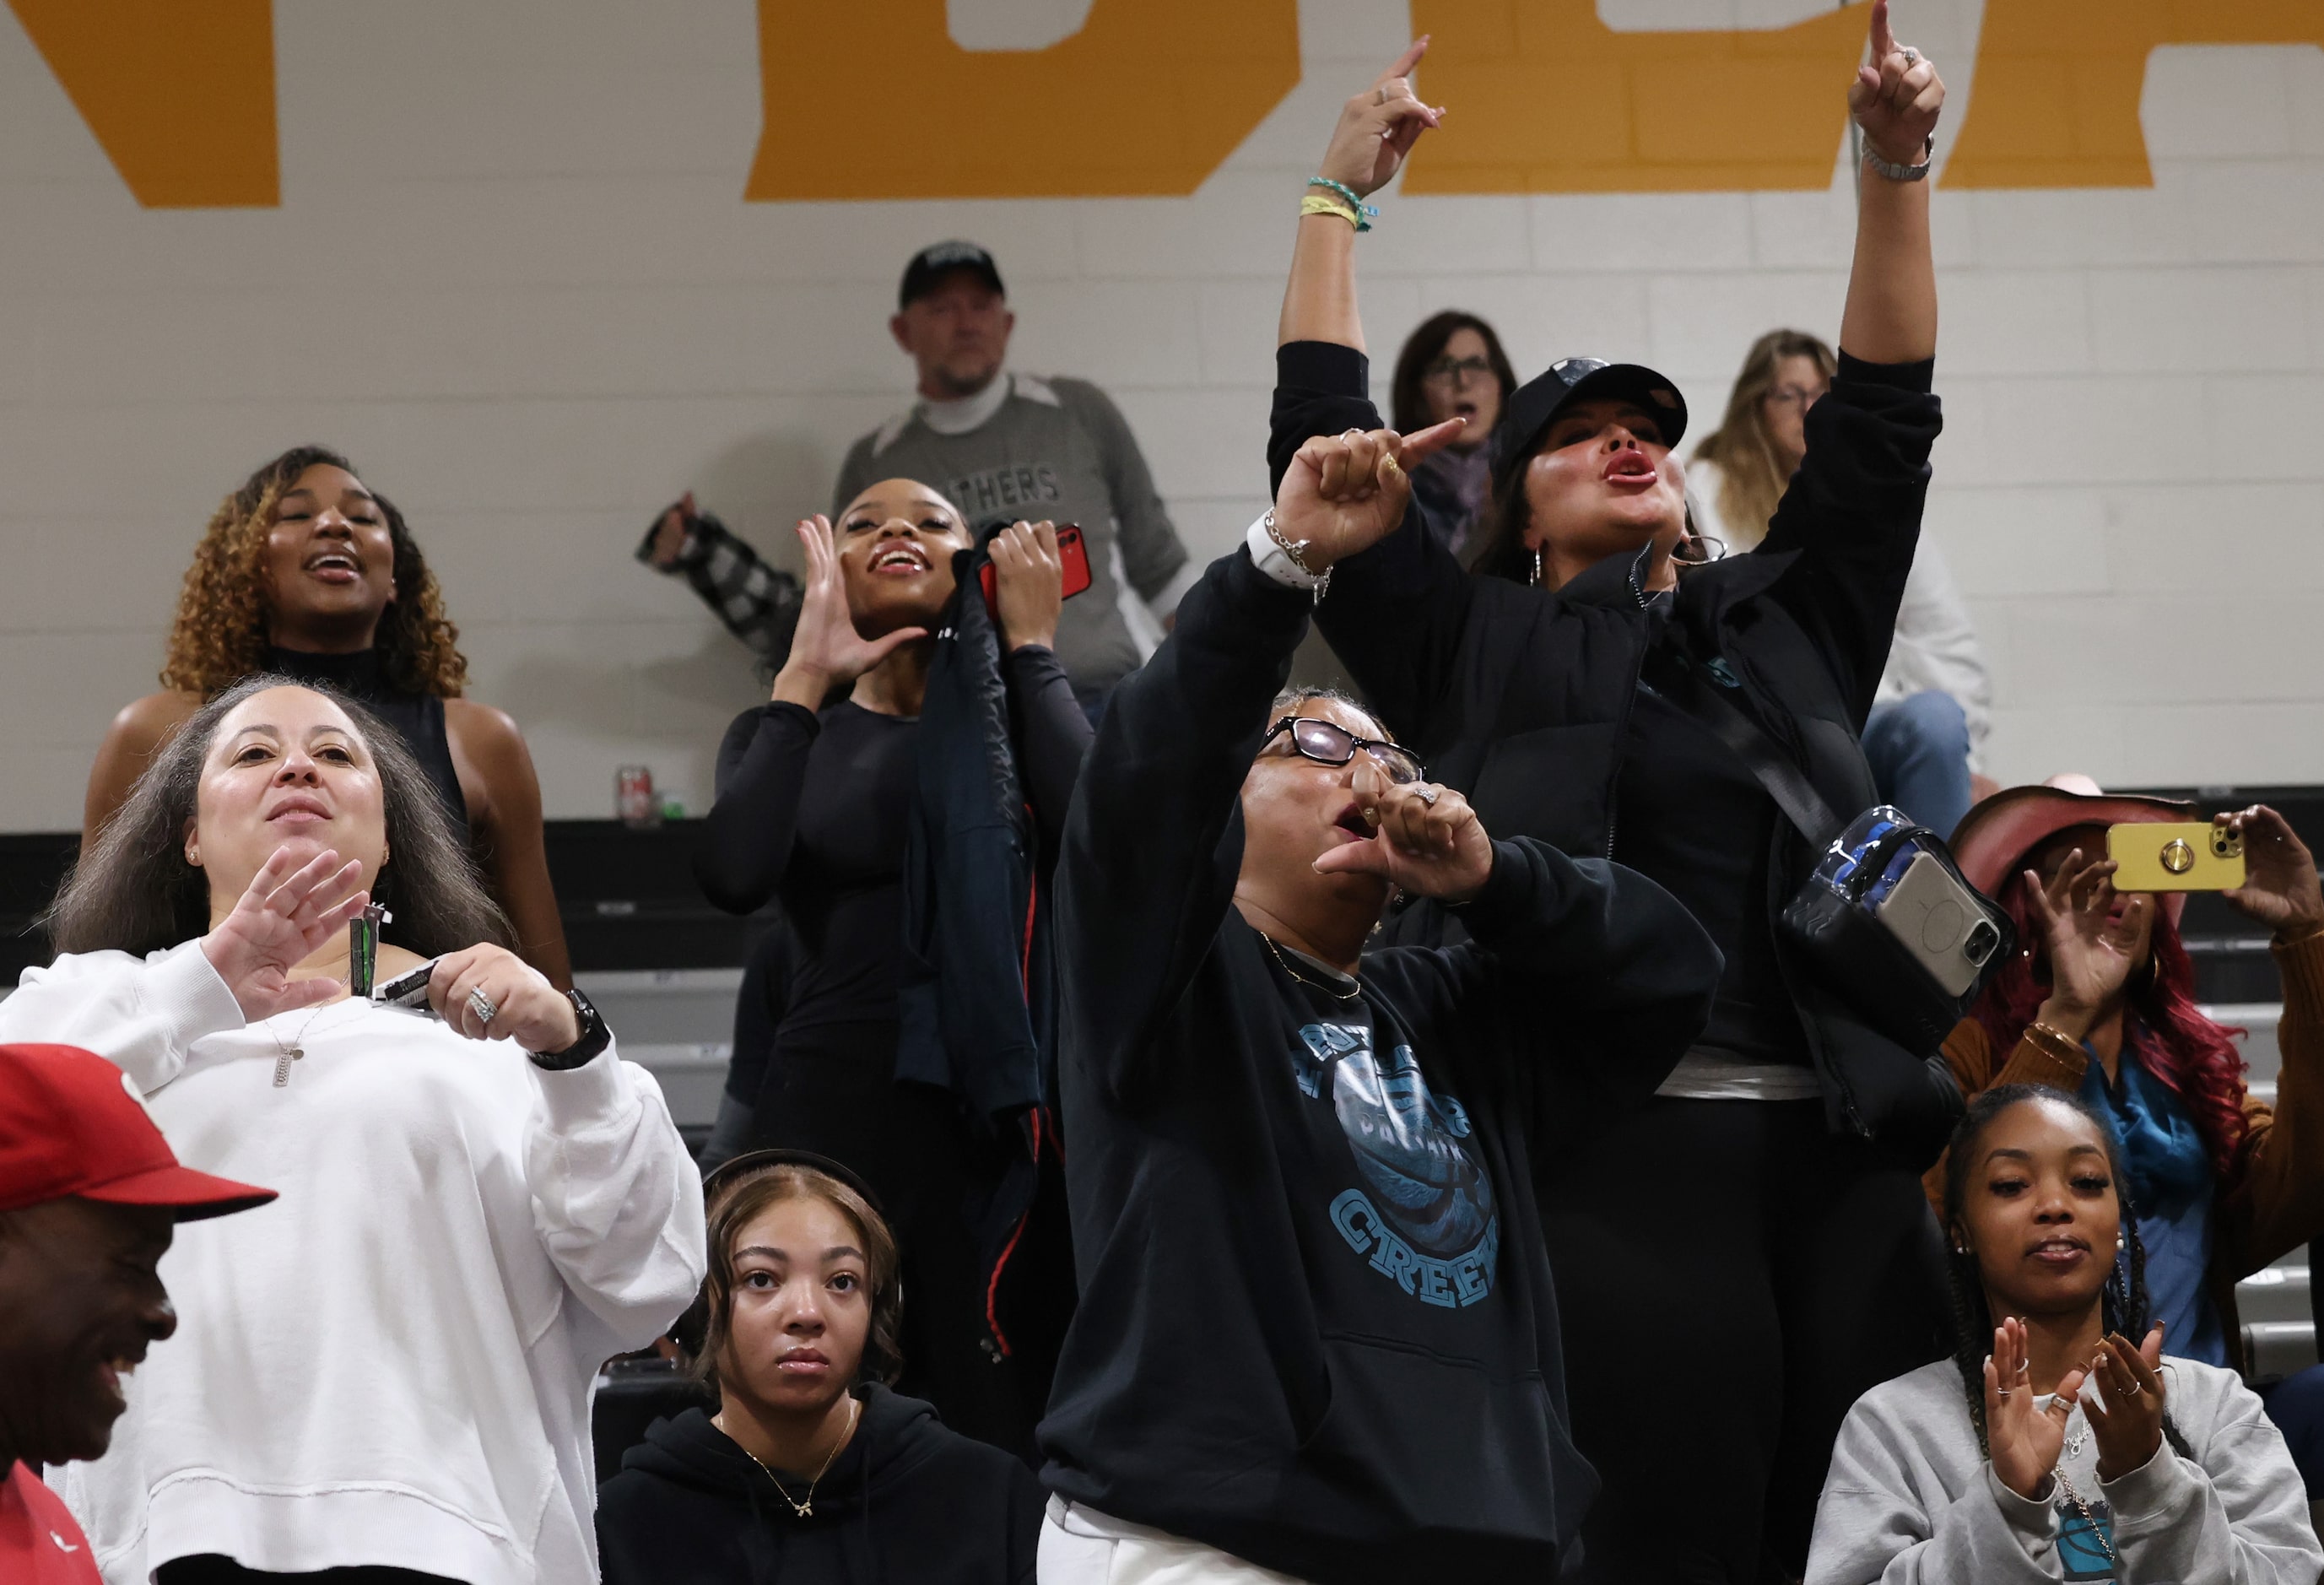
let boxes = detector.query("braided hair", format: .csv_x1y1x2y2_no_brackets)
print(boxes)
1941,1083,2192,1461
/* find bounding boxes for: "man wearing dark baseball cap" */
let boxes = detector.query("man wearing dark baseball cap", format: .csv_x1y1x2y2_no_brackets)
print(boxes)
0,1043,273,1582
835,241,1197,711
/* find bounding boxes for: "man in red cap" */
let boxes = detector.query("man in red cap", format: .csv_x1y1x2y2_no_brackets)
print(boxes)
0,1043,275,1583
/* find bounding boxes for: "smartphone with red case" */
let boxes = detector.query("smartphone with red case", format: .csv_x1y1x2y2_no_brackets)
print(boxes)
980,524,1091,611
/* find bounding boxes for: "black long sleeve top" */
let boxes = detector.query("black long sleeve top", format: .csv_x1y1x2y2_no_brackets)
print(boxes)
695,645,1089,1076
1036,548,1721,1583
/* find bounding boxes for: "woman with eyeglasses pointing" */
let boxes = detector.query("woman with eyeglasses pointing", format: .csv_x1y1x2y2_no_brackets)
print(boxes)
1030,410,1719,1581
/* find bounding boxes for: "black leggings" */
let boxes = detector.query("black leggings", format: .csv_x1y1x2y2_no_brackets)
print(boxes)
1538,1095,1949,1583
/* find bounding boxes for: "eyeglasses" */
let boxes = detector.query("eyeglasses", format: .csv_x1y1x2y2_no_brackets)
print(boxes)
1422,355,1495,387
1262,717,1425,785
1765,384,1827,412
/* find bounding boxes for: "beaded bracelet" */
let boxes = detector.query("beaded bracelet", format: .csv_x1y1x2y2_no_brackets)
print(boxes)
1300,193,1360,229
1305,176,1376,231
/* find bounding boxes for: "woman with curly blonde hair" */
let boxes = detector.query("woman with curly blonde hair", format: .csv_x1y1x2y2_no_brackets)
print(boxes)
84,445,571,986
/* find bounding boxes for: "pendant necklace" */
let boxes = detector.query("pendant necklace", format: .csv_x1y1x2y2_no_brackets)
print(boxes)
265,993,349,1088
741,1396,859,1518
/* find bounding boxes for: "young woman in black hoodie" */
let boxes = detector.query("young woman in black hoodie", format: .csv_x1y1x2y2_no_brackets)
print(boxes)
597,1152,1042,1584
1035,416,1721,1578
1267,14,1949,1577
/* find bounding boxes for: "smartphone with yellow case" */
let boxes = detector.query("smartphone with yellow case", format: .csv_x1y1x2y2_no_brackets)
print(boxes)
2107,821,2245,892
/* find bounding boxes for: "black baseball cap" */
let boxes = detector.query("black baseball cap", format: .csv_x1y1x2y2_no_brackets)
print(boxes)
1495,357,1689,470
899,241,1006,309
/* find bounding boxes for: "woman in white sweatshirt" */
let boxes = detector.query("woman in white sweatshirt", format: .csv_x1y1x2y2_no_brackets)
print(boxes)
3,675,705,1585
1808,1083,2321,1582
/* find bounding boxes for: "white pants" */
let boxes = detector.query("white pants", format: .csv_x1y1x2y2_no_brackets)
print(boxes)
1039,1496,1312,1584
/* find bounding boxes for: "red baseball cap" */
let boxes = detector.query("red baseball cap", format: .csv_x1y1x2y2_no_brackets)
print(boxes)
0,1044,276,1221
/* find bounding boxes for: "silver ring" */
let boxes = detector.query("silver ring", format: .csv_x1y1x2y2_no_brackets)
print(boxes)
1996,1389,2013,1399
1900,46,1921,64
468,987,499,1026
1339,428,1365,446
2123,1380,2144,1395
1414,785,1440,806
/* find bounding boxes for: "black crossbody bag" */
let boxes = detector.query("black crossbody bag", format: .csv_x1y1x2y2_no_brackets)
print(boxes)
1640,645,2014,1058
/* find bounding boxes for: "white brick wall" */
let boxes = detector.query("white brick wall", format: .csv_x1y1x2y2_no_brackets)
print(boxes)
1,0,2320,829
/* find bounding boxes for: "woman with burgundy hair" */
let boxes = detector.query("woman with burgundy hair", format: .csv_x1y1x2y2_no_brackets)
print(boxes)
1940,778,2324,1374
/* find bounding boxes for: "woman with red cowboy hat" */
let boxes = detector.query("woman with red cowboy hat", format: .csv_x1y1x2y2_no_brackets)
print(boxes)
1940,775,2324,1377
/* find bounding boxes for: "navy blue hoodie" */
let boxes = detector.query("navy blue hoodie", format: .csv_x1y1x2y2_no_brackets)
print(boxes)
597,1387,1040,1585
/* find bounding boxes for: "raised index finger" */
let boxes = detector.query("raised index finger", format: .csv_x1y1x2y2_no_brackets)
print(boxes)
1377,36,1429,88
1867,0,1894,63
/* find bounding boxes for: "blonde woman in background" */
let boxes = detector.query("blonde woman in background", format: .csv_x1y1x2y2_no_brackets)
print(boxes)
1692,329,1991,838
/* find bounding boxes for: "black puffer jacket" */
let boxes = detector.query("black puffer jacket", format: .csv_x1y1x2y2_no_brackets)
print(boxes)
1273,340,1963,1162
597,1388,1043,1585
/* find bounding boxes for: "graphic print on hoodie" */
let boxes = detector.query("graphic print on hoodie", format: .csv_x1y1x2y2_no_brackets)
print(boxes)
1292,1014,1500,1309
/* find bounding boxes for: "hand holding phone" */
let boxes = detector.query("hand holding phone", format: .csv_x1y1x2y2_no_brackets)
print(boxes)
2107,821,2245,892
980,522,1090,652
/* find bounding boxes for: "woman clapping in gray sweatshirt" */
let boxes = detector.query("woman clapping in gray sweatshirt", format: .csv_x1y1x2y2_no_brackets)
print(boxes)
1808,1084,2321,1582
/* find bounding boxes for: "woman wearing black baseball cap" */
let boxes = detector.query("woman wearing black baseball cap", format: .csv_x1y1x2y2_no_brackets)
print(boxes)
1257,8,1948,1577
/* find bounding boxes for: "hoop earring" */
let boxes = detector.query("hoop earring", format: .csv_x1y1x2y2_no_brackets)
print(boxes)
1527,546,1543,587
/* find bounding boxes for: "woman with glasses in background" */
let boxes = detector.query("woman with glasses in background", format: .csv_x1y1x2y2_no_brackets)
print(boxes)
1690,328,1991,839
1388,311,1518,558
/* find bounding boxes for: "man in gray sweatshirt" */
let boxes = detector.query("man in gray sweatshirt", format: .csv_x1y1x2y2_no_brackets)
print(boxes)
832,242,1195,708
641,244,1192,714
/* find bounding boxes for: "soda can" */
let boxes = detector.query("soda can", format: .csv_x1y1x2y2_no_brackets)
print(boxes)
615,764,659,828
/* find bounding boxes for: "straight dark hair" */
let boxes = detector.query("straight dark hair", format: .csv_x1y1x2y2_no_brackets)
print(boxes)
688,1162,905,1398
1940,1083,2190,1460
1389,311,1518,440
47,675,509,960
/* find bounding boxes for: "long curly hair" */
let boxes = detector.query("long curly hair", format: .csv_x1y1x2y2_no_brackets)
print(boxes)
1972,869,2251,1178
46,675,509,960
1689,328,1838,551
160,446,468,699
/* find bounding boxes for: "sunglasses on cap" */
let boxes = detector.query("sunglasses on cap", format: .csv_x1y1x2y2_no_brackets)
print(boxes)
1263,717,1425,786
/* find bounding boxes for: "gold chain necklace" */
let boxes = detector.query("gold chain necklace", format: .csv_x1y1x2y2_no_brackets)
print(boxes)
738,1396,859,1518
1260,933,1362,1001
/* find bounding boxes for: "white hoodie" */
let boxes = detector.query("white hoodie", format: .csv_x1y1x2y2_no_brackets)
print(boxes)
0,943,707,1585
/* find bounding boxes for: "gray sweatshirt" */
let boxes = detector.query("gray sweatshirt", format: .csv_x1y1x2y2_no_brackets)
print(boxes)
835,372,1192,690
1808,1356,2321,1584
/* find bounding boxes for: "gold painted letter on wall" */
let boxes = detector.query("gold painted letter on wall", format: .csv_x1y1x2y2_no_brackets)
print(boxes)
1403,0,1870,193
7,0,278,208
1944,1,2324,188
746,0,1300,200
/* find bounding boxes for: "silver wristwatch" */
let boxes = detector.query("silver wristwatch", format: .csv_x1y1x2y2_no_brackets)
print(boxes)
1863,134,1934,183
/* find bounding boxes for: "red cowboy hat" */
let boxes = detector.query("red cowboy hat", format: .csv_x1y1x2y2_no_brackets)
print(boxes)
1950,776,2197,922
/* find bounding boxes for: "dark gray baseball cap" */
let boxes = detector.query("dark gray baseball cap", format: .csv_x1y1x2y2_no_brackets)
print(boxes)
899,241,1006,308
1495,356,1688,469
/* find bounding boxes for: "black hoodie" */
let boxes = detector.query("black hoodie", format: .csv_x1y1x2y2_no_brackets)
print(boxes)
1036,549,1722,1582
596,1387,1041,1585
